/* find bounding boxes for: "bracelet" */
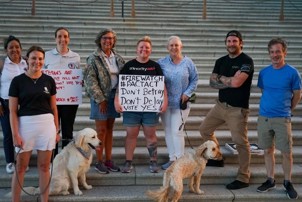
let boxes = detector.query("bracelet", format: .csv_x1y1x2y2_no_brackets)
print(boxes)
56,129,61,134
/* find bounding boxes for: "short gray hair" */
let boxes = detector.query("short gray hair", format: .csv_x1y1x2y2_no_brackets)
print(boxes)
167,35,182,47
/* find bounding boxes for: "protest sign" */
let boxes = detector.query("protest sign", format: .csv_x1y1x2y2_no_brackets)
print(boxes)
43,69,83,104
118,74,164,112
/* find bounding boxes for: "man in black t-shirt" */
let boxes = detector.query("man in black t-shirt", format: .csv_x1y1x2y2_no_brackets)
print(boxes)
199,30,254,190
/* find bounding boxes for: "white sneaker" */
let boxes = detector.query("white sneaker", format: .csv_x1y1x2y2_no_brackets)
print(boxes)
6,162,15,174
6,163,29,173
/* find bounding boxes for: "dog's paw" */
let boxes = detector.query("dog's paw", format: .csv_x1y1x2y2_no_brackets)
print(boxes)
62,191,70,195
196,189,204,195
189,188,195,193
84,184,92,190
74,189,83,196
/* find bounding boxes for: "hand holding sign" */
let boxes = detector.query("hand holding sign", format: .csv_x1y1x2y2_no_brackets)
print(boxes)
118,75,164,112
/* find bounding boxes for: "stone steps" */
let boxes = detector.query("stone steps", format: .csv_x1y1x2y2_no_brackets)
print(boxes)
1,0,302,201
0,184,301,202
1,0,301,21
1,130,302,166
69,115,302,131
0,165,301,201
0,162,302,188
76,100,302,116
1,129,302,148
2,145,302,168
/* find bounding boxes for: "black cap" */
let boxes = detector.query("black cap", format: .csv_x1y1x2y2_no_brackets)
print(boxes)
225,30,242,41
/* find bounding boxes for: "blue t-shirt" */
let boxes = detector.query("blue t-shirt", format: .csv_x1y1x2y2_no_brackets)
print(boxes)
257,64,302,117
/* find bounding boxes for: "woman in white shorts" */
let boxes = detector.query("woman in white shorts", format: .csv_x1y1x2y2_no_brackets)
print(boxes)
9,45,60,202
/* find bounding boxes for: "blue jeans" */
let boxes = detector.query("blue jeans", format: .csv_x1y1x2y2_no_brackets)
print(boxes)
123,112,159,127
89,89,120,120
0,99,14,163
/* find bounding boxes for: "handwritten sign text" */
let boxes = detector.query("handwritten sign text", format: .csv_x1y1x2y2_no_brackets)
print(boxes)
43,69,83,105
118,75,164,112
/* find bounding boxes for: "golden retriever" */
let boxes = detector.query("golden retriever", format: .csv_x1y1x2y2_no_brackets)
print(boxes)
48,127,100,195
146,140,222,202
9,128,100,196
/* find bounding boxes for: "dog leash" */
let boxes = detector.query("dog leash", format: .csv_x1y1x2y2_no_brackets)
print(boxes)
14,147,54,201
179,110,194,149
179,93,196,149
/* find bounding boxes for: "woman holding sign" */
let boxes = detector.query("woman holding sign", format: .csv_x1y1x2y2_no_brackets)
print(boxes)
115,36,168,173
158,36,198,170
84,29,125,174
44,27,81,157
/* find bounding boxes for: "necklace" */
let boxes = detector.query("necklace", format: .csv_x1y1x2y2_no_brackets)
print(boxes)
31,77,40,84
26,72,41,84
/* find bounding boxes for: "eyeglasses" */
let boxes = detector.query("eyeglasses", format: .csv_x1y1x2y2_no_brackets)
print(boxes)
102,37,114,40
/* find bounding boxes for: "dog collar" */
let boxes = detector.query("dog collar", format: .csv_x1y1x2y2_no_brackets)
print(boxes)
73,141,92,160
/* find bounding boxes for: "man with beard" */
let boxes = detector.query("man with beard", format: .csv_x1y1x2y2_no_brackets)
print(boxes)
199,30,254,189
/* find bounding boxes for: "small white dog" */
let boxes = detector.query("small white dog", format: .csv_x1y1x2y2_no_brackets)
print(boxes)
8,128,100,196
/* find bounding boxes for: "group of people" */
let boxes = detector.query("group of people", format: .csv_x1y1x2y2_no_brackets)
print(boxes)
1,27,81,202
199,30,301,200
0,28,300,201
84,30,199,174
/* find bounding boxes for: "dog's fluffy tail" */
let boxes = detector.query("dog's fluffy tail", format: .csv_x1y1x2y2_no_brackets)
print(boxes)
146,187,169,202
5,187,40,198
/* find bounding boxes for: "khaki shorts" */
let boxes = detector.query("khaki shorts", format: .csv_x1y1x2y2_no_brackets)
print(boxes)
257,116,292,153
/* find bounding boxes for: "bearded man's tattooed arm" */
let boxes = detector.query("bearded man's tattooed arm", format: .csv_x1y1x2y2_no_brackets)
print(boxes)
210,73,231,89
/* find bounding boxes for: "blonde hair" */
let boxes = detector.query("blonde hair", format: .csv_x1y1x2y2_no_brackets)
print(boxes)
136,36,152,46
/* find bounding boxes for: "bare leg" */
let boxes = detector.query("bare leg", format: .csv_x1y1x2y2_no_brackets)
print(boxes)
282,151,293,181
142,126,157,161
125,126,140,160
264,147,275,179
95,120,110,162
104,118,115,161
11,150,32,202
37,150,52,202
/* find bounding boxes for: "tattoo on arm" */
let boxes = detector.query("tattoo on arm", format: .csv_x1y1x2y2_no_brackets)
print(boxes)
210,73,230,89
220,76,232,87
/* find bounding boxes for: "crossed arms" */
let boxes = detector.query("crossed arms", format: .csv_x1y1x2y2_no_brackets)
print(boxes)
210,70,249,89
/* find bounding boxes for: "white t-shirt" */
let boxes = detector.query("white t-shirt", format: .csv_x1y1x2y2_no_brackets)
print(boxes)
0,57,27,99
101,51,119,89
44,48,81,105
44,48,80,69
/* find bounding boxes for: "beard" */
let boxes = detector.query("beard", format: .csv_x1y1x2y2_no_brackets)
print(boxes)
227,46,240,55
